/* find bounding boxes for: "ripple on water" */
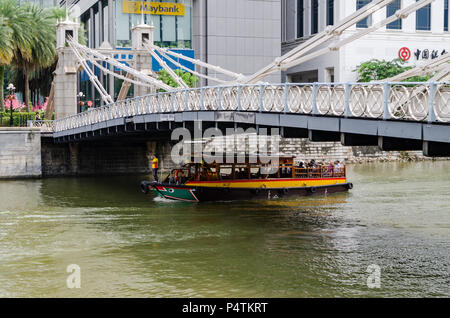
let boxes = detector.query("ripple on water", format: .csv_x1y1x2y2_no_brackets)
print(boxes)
0,164,449,297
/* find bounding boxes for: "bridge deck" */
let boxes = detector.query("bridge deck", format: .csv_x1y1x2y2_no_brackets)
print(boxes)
45,82,450,157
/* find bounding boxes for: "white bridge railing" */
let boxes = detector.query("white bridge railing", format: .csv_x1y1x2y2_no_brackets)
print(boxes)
27,120,55,132
54,82,450,133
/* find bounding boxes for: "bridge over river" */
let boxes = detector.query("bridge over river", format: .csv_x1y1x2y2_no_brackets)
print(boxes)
29,0,450,162
50,82,450,157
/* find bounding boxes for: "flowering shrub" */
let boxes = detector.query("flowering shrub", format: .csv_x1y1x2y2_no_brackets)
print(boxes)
3,95,25,111
32,97,48,112
3,96,49,112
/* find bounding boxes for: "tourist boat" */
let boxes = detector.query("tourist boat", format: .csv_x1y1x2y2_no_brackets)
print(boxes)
140,156,353,203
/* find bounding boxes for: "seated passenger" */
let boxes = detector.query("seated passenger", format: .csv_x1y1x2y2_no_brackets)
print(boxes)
327,162,334,176
308,159,317,168
334,161,342,175
282,159,291,177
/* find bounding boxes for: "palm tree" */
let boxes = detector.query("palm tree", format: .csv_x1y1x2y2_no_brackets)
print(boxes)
0,0,34,111
1,2,86,112
0,15,13,111
13,3,56,112
0,0,28,111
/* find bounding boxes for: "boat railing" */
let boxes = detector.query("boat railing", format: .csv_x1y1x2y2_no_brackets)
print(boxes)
172,164,346,183
290,166,346,179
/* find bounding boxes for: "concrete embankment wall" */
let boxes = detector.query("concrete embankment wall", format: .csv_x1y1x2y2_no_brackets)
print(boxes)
279,139,427,164
0,128,42,179
204,136,432,164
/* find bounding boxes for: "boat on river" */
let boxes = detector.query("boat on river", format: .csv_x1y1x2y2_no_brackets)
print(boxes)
140,156,353,202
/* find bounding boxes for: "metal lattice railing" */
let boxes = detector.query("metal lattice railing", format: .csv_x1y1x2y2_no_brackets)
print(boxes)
27,120,55,132
54,82,450,133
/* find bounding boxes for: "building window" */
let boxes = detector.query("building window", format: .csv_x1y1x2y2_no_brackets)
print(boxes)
386,0,402,30
445,0,449,32
311,0,318,34
297,0,304,38
326,0,334,26
416,0,431,31
356,0,372,29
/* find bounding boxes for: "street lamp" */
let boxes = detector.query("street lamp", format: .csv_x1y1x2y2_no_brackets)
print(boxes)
7,83,15,127
77,91,85,113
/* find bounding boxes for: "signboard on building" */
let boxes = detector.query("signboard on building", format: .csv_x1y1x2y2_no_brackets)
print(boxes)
398,47,448,61
123,1,185,16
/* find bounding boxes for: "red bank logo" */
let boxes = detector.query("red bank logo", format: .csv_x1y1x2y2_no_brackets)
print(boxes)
398,47,411,61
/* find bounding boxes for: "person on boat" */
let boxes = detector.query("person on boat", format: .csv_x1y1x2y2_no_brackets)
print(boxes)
327,161,335,176
307,159,317,177
334,161,342,175
174,169,185,184
308,159,317,168
282,159,291,177
298,161,305,169
152,155,159,182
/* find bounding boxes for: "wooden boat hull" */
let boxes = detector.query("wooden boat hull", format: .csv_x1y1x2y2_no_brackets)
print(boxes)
141,179,353,203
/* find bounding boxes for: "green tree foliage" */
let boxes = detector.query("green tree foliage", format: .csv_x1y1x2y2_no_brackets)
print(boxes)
0,16,13,111
354,58,431,82
0,0,33,111
14,3,57,112
0,2,86,111
158,69,199,90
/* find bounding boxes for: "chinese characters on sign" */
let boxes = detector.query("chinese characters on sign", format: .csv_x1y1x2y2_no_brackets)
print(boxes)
398,47,448,62
413,49,447,61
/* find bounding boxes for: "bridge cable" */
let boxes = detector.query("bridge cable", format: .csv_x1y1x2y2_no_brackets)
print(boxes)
142,41,189,89
146,43,228,84
68,38,174,91
67,37,114,104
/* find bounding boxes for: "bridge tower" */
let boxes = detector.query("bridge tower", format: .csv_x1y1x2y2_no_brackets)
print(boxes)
54,17,80,120
132,22,156,97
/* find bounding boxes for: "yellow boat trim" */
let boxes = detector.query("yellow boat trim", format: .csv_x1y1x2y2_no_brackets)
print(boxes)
185,178,347,189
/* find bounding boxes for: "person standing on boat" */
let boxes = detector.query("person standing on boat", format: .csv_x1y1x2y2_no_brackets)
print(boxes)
152,155,159,182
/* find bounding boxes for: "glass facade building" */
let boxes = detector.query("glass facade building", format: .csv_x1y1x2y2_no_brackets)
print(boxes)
80,0,193,49
76,0,194,106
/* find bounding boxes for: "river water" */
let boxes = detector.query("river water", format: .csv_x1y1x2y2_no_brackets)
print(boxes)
0,161,448,298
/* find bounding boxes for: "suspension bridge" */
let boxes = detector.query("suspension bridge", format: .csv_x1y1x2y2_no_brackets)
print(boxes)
32,0,450,157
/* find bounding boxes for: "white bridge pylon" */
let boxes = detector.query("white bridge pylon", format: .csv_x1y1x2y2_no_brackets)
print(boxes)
67,0,440,103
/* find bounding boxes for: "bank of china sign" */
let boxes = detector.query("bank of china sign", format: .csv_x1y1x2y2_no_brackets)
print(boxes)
123,1,185,16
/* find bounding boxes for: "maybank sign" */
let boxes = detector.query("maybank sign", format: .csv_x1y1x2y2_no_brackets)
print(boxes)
123,1,185,16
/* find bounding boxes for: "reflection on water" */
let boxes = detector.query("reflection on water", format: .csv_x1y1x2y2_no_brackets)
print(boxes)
0,161,449,297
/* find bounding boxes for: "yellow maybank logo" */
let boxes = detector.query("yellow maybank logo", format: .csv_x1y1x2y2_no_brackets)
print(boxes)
123,1,185,16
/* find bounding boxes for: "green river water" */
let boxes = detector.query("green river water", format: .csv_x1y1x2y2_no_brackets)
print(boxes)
0,161,449,297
